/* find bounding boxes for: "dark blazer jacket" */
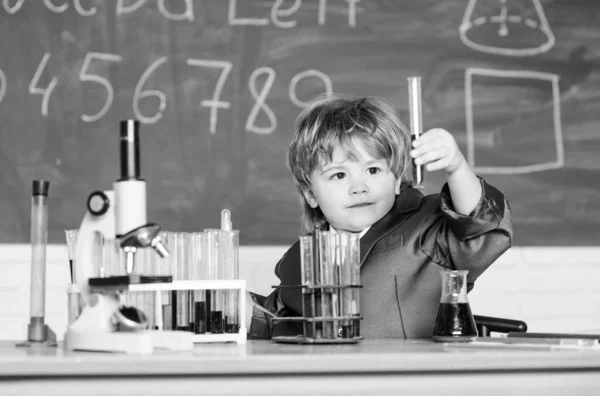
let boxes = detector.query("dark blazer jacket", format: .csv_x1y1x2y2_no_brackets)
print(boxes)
250,178,513,339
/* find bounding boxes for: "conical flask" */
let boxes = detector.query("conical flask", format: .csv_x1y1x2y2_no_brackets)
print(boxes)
432,270,477,342
459,0,555,56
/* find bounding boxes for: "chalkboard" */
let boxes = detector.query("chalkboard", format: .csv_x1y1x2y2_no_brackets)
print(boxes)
0,0,598,246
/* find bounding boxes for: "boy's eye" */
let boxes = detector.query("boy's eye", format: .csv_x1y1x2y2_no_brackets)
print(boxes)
367,167,381,175
330,172,346,180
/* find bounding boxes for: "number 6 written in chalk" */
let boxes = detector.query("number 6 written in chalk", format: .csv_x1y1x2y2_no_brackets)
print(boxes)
133,56,168,124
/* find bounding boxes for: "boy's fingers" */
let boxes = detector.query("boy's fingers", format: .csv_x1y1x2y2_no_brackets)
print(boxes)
425,157,450,171
413,147,447,165
412,144,448,162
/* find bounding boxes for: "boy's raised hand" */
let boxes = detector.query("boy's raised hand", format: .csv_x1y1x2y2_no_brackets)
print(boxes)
409,128,466,175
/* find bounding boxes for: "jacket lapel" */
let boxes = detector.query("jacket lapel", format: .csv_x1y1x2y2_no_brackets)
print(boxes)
359,185,423,266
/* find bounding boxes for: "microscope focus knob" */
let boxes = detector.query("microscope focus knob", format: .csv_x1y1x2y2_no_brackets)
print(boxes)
121,223,170,258
87,191,110,216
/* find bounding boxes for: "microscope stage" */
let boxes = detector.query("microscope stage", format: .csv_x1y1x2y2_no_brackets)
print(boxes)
89,275,173,287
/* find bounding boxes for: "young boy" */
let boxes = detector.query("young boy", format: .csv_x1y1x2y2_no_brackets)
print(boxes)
249,94,512,339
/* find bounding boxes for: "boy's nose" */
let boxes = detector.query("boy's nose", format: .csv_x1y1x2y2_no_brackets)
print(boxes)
350,181,368,195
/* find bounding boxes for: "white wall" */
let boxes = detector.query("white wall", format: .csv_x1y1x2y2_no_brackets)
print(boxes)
1,245,599,340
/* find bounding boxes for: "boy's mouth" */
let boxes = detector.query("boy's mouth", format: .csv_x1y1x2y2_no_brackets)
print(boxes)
349,202,373,208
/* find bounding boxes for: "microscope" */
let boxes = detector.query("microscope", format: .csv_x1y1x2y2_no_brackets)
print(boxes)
64,120,193,354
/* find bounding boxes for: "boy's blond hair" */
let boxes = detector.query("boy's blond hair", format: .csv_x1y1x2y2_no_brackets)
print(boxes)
286,93,412,234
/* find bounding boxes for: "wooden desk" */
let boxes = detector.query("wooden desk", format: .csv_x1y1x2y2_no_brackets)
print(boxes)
1,339,599,395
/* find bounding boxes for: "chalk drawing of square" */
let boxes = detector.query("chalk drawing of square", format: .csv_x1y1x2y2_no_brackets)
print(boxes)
465,67,563,174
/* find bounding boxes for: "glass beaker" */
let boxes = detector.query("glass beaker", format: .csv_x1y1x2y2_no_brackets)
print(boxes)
432,270,477,342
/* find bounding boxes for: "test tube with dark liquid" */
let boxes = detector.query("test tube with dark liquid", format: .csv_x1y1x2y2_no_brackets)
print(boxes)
299,236,315,338
204,229,223,333
188,232,206,334
186,232,200,332
64,229,77,283
220,210,240,333
408,76,424,189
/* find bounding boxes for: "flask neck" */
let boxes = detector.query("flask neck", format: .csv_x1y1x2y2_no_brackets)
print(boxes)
440,271,469,303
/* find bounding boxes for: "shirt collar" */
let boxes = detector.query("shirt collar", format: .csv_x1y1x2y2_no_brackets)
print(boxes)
329,225,371,239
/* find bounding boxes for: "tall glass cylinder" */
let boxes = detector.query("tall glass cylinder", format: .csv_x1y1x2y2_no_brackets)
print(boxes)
29,181,49,321
28,180,49,342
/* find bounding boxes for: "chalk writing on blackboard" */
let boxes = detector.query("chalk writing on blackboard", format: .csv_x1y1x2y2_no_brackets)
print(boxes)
457,0,563,176
459,0,555,56
29,52,58,117
2,0,360,27
465,67,563,174
9,50,333,134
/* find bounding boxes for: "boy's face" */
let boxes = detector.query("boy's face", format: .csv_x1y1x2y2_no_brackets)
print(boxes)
303,139,401,233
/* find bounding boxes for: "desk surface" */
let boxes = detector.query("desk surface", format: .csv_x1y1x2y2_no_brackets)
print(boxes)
2,338,600,376
1,339,600,395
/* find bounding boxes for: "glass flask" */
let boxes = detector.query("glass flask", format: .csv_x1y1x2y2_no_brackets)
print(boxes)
432,270,477,342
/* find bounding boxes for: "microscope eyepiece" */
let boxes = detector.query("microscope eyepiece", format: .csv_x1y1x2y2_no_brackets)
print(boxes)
119,120,142,181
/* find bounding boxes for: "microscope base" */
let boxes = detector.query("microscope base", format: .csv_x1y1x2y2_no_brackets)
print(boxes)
64,329,193,354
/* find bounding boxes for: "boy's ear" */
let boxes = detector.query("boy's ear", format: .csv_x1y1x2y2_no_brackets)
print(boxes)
394,178,402,195
302,189,319,208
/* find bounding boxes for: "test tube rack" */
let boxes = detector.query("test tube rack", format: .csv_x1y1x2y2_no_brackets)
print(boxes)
67,278,247,345
271,283,363,344
271,230,363,345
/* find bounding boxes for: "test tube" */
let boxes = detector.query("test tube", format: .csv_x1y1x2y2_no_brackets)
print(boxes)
64,229,77,283
162,231,173,331
176,233,190,331
348,233,361,337
312,228,323,337
408,76,424,189
299,235,315,338
196,231,212,334
185,231,202,332
187,232,204,333
331,233,342,339
64,230,81,326
339,232,360,338
318,231,334,339
27,180,49,342
203,229,223,333
220,210,240,333
138,246,155,329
